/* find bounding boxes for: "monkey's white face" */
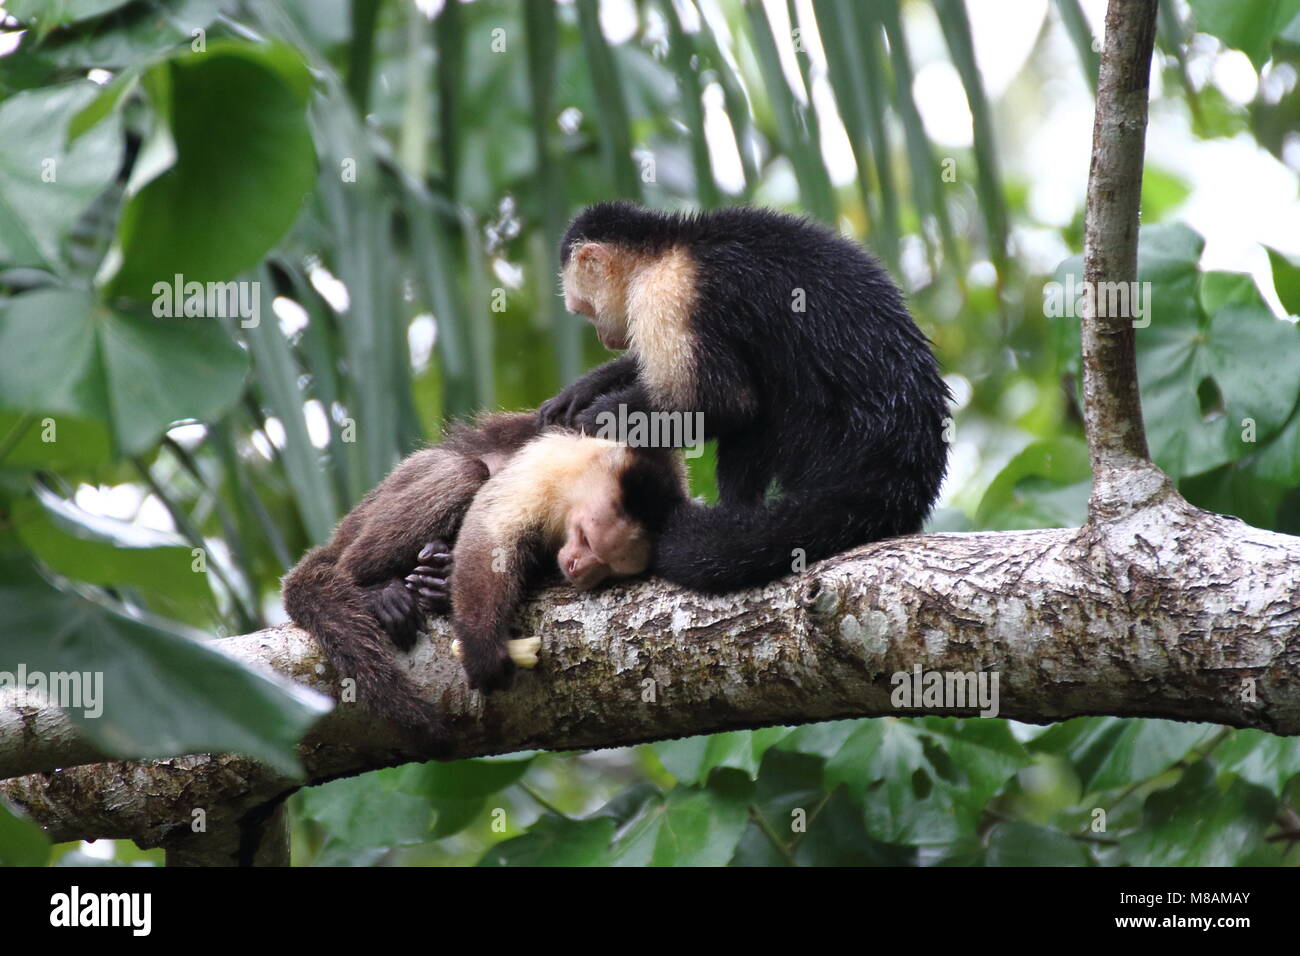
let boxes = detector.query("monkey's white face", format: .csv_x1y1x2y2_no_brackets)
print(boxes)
563,243,631,350
558,500,651,590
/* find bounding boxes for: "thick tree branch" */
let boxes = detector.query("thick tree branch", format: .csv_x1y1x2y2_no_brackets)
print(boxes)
1081,0,1162,509
3,496,1298,853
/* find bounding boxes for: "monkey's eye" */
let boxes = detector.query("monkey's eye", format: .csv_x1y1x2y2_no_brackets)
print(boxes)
577,527,590,550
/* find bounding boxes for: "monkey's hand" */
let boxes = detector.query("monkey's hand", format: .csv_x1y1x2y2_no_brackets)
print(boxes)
450,637,516,693
572,385,651,435
405,540,453,615
365,579,425,652
538,357,639,428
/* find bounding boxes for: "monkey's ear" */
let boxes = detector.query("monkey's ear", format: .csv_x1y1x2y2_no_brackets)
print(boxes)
575,242,610,271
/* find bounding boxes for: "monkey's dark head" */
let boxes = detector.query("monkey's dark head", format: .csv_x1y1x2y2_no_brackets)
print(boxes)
559,200,659,266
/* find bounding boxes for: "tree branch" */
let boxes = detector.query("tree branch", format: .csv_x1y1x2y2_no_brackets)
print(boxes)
1081,0,1163,511
4,496,1298,853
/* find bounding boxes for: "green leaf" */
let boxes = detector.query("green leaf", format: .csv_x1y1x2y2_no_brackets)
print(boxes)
478,814,615,867
5,0,130,30
1123,760,1275,865
0,410,112,471
1056,717,1218,793
985,820,1089,866
1214,729,1300,792
296,771,434,849
1266,245,1300,316
649,782,750,866
0,579,328,776
1142,295,1300,479
1253,398,1300,485
976,437,1092,530
0,289,248,456
244,275,337,545
0,82,122,271
652,727,791,785
396,756,534,799
107,41,316,299
0,800,51,867
16,0,227,73
1188,0,1300,69
14,487,211,609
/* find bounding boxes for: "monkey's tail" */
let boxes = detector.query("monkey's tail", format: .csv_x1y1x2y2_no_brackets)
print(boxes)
651,479,930,594
282,553,449,758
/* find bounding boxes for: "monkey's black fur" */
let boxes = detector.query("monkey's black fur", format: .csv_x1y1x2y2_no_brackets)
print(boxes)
546,201,951,592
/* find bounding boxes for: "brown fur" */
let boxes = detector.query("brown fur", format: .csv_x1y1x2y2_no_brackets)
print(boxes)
282,410,687,752
448,435,688,692
281,412,540,756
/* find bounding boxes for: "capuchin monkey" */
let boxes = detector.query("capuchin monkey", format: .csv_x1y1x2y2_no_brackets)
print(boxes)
449,431,686,693
282,412,685,755
540,201,951,593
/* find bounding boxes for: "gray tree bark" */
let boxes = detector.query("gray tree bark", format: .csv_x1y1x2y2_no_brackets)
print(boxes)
2,0,1296,863
3,499,1299,852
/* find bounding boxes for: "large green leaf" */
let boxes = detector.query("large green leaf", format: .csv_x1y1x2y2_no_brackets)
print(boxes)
985,820,1089,866
1140,275,1300,479
0,288,248,455
5,0,130,30
0,578,329,775
107,41,317,299
1122,760,1275,865
14,487,211,610
976,437,1091,530
0,800,51,866
478,814,615,867
1188,0,1300,69
0,82,122,271
8,0,226,74
1037,716,1218,793
296,771,435,849
652,727,791,785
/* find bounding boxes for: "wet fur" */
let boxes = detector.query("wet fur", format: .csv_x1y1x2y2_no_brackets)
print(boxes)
546,201,951,592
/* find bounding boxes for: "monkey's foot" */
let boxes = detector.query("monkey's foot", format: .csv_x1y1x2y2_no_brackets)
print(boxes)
507,637,542,669
405,540,452,614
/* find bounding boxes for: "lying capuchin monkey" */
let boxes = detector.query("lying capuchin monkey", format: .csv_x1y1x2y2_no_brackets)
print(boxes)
541,201,951,593
282,412,686,756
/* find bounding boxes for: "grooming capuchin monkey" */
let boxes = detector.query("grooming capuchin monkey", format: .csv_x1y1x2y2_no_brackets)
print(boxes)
540,201,951,593
282,412,686,755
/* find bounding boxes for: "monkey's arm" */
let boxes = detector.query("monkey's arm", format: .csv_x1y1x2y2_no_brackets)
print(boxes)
336,450,488,645
538,355,639,427
447,504,541,693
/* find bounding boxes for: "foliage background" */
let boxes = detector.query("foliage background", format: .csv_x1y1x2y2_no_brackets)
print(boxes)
0,0,1299,866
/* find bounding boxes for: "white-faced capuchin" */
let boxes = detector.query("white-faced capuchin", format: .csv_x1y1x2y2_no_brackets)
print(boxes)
540,201,951,593
282,412,686,756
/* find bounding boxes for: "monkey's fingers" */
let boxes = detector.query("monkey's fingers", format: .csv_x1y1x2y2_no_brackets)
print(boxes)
417,540,452,563
405,567,448,588
506,637,541,669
